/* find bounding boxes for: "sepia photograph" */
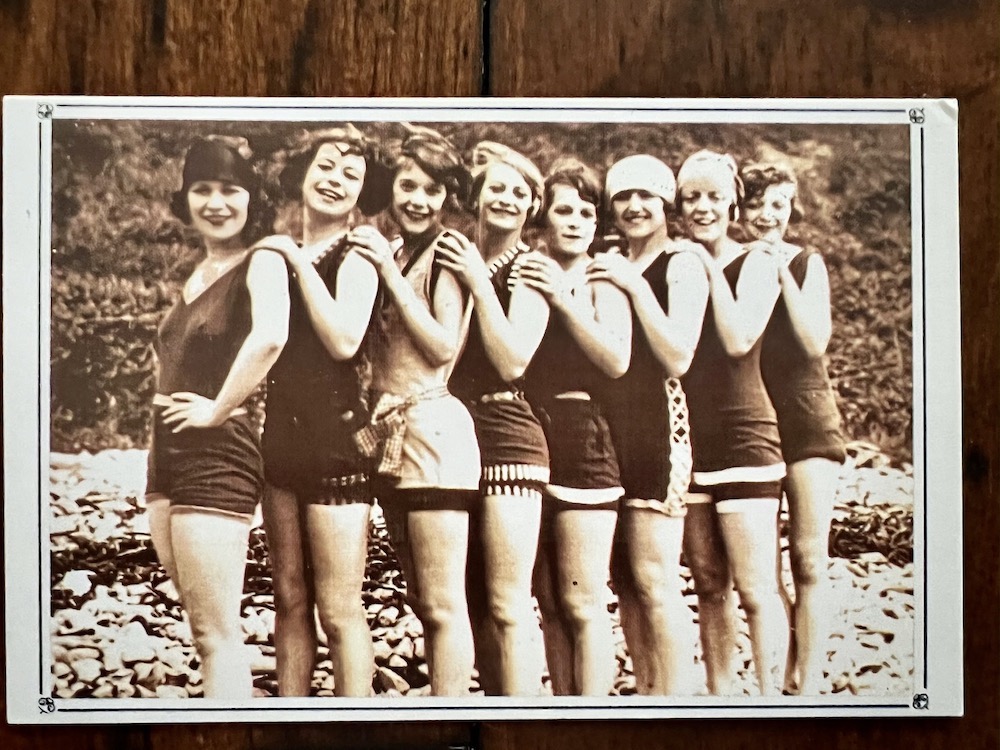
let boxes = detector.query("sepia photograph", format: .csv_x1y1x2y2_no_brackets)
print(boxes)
3,97,962,723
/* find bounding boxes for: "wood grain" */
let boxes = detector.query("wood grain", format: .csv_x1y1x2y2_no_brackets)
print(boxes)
0,0,482,96
2,0,998,746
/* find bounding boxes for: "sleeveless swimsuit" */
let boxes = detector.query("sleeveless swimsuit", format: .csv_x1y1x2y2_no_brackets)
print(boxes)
147,251,264,517
450,241,550,497
262,235,373,504
760,249,846,464
682,251,785,504
602,251,692,517
363,226,481,503
524,273,623,506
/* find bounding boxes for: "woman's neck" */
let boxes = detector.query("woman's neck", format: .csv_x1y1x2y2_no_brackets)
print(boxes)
478,222,522,262
202,237,245,259
626,228,670,263
707,234,743,265
303,209,351,247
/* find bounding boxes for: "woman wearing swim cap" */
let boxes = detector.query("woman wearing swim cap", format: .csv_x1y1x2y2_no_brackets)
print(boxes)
146,136,289,699
587,154,708,695
516,158,632,696
253,125,389,697
676,149,787,696
741,162,846,695
352,127,481,696
437,148,550,696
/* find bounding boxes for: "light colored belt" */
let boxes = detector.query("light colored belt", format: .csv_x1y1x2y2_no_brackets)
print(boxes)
153,393,248,418
478,390,524,404
553,391,591,401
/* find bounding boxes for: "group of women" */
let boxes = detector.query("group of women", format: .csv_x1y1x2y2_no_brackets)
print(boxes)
145,124,845,701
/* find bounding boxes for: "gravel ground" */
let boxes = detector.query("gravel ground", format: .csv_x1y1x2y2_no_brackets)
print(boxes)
48,448,914,699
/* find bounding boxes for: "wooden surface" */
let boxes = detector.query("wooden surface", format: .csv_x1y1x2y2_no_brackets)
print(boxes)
2,0,997,747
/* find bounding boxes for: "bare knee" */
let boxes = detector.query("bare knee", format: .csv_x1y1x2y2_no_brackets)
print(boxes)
413,587,467,634
559,586,606,633
734,580,777,619
789,537,828,589
272,571,312,620
686,553,731,601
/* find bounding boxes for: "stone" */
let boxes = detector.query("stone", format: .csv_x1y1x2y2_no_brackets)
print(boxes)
375,666,409,694
155,684,188,699
72,658,103,683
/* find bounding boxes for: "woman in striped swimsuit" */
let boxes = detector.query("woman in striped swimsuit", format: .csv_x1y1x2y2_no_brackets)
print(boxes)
438,148,550,696
677,150,788,696
588,154,709,695
741,162,847,695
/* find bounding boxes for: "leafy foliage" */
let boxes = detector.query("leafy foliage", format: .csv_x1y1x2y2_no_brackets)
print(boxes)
50,119,912,459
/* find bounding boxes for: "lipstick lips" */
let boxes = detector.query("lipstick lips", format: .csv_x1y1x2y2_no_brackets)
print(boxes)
315,185,346,201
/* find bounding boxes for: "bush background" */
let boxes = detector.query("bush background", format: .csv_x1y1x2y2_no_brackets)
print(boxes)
50,119,912,460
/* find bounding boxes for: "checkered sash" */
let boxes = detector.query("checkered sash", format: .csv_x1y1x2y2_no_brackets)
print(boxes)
353,386,450,477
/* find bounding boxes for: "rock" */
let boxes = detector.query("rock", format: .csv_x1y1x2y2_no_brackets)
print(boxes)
376,605,400,627
66,647,102,663
136,685,158,698
372,640,392,664
375,666,409,694
387,654,407,669
91,682,116,698
120,641,156,664
72,658,103,683
413,637,425,660
250,652,277,675
53,662,72,679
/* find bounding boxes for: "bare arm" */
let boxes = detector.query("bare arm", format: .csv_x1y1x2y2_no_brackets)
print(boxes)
518,254,631,378
588,250,709,377
353,231,467,367
436,234,550,381
696,243,780,358
162,250,289,431
780,251,833,358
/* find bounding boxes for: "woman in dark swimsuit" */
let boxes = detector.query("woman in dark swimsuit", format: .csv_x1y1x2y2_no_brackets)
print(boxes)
255,126,389,697
516,159,632,696
587,154,708,695
741,162,847,695
146,137,289,699
676,150,788,696
436,147,550,696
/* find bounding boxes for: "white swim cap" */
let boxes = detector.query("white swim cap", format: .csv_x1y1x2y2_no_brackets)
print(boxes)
605,154,677,204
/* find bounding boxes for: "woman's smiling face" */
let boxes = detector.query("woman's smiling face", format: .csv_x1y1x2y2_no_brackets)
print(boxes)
742,182,796,243
302,142,367,220
187,180,250,244
545,183,597,257
679,174,734,246
391,160,447,236
612,189,667,241
478,162,534,233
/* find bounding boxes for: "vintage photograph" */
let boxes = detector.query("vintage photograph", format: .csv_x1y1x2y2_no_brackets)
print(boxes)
3,99,963,722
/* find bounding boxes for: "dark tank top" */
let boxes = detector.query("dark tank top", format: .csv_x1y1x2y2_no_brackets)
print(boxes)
524,282,613,403
602,251,674,415
267,235,369,409
450,242,530,401
155,252,255,400
760,249,837,403
682,252,782,473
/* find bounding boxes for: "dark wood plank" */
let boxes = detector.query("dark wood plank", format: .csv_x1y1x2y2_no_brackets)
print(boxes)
489,0,998,748
0,0,482,96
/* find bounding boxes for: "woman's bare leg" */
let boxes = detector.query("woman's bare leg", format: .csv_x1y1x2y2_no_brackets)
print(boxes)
718,500,788,696
617,508,696,695
683,499,737,695
306,502,374,697
552,507,618,696
147,497,180,586
170,509,252,700
534,528,575,695
785,458,838,695
261,484,316,696
478,492,544,695
404,507,474,697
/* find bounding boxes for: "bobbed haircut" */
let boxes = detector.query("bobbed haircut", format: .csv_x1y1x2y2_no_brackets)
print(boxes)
467,148,545,222
278,125,392,216
540,157,603,226
739,162,804,223
169,135,275,243
390,128,471,206
676,149,745,222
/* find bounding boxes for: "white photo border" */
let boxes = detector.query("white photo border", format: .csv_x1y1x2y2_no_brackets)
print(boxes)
2,96,963,723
